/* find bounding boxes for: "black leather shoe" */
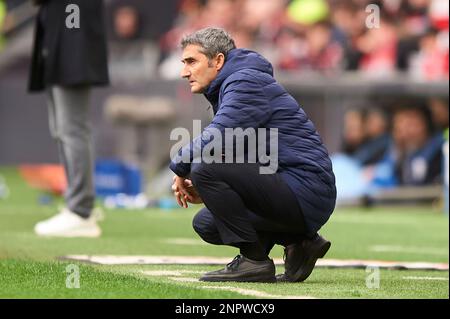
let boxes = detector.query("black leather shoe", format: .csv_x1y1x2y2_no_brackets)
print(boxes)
199,255,276,283
277,234,331,283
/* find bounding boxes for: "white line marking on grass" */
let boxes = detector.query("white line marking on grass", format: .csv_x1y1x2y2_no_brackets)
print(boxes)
142,270,183,276
170,276,314,298
201,286,315,299
371,245,448,256
318,259,449,270
170,277,199,282
403,276,449,281
142,270,316,299
61,255,449,270
142,270,204,276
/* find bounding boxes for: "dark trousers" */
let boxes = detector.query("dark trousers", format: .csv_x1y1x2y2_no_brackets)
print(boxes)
190,162,308,254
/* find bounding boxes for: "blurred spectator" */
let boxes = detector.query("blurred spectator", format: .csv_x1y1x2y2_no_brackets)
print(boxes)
113,5,141,40
340,107,391,166
429,0,449,31
399,0,431,36
341,109,366,156
108,4,159,84
396,0,449,76
159,0,206,58
330,1,362,45
302,21,343,72
366,108,390,141
199,0,235,30
270,26,300,70
353,108,391,166
387,104,443,185
355,17,398,77
330,1,366,68
106,0,178,41
274,20,343,72
237,0,286,52
427,97,449,132
409,27,449,80
158,0,208,79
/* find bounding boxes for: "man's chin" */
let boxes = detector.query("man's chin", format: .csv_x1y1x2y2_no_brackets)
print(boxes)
191,86,205,94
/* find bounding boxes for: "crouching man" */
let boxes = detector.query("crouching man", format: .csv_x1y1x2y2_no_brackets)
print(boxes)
170,28,336,283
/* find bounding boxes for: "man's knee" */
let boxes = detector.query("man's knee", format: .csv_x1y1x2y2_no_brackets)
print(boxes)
192,208,222,245
192,208,212,235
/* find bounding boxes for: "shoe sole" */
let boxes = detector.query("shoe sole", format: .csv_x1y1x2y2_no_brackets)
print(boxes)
292,241,331,282
199,274,276,283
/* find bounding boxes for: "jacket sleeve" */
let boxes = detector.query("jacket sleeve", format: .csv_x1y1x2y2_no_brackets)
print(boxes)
169,74,272,177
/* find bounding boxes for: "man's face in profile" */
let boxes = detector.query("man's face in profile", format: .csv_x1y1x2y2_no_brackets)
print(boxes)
180,44,221,94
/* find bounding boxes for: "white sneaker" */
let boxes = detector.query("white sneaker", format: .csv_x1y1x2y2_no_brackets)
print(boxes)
34,208,102,238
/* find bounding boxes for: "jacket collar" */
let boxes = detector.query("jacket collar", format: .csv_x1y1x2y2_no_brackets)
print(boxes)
203,48,274,109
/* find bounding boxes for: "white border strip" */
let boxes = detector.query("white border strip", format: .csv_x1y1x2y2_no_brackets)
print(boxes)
403,276,448,281
200,286,314,299
61,255,449,271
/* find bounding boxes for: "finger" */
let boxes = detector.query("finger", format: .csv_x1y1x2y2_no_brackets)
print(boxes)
175,194,183,208
180,194,188,208
182,190,194,201
171,184,178,192
179,194,188,208
184,193,194,203
175,192,185,208
178,186,192,200
178,181,189,192
175,189,188,207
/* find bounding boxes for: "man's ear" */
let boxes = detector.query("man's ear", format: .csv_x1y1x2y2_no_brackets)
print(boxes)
215,53,225,71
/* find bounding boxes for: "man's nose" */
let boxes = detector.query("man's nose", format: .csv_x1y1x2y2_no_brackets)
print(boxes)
181,67,190,79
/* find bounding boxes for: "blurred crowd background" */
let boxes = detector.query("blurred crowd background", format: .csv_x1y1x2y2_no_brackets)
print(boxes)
157,0,449,81
2,0,447,80
0,0,448,206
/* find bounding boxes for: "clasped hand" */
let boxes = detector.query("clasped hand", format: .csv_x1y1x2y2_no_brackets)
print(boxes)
171,176,203,208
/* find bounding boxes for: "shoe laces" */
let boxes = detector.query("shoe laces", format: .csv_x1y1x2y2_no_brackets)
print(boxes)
226,255,243,270
283,246,295,274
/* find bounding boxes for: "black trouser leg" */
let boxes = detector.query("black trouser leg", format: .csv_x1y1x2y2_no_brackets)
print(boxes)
190,162,307,256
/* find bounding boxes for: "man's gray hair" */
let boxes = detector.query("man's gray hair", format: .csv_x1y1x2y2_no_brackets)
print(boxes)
181,27,236,60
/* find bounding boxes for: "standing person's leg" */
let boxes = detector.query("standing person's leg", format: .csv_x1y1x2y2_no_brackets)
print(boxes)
34,85,100,237
51,85,95,218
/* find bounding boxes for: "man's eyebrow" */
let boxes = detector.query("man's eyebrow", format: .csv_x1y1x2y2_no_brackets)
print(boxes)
181,57,196,63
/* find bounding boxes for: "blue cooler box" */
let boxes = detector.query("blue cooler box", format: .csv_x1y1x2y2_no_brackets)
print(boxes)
95,159,142,197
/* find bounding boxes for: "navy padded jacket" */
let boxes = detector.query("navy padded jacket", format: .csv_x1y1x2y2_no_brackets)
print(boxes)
170,48,336,235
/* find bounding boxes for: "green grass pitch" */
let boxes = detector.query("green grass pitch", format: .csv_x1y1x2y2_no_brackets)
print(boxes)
0,167,448,299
